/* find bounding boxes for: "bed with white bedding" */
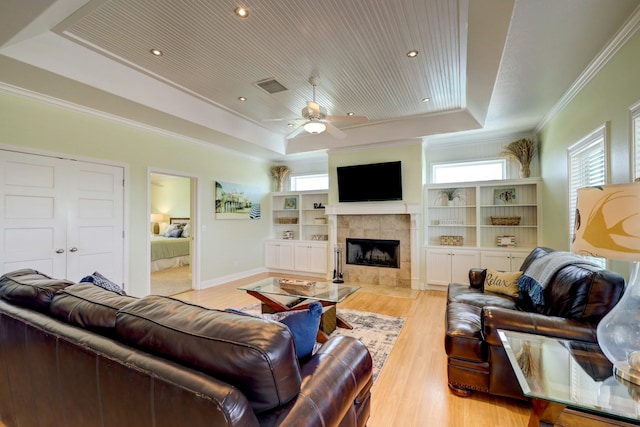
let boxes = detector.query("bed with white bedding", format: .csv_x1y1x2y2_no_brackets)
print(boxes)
150,218,191,272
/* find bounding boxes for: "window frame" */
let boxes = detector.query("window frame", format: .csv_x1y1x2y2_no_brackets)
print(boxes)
631,100,640,181
290,173,329,191
567,123,608,266
431,158,506,184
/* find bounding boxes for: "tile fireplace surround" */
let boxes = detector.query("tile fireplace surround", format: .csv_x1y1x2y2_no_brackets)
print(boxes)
326,203,421,289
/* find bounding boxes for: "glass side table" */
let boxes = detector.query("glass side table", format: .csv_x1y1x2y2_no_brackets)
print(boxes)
499,329,640,426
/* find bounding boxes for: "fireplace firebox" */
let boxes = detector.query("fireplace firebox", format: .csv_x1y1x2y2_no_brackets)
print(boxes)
346,238,400,269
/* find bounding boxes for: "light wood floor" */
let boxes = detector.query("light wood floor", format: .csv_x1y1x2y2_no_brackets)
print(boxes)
174,274,532,427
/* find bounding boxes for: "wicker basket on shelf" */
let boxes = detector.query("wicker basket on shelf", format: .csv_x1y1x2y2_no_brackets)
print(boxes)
491,216,521,226
440,235,463,246
277,217,298,224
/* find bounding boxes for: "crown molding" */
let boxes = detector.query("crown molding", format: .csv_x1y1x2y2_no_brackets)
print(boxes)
0,82,270,163
535,6,640,134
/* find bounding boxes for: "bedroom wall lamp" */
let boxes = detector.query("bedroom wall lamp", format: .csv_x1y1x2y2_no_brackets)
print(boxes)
150,213,167,235
573,182,640,385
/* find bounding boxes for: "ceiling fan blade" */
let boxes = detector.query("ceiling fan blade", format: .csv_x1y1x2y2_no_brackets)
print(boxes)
326,115,369,124
325,123,346,139
286,125,306,139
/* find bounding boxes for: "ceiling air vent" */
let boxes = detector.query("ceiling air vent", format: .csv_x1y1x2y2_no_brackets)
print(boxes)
254,78,288,94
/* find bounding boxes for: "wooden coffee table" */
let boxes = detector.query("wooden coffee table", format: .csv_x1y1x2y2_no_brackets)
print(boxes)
238,277,360,342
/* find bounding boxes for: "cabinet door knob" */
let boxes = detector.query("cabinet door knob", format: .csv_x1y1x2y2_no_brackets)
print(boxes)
69,247,78,252
56,249,64,254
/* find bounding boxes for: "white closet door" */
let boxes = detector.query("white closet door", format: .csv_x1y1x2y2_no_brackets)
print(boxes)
66,161,124,284
0,151,68,277
0,150,124,284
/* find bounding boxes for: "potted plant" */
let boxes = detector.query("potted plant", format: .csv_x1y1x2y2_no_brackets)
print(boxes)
438,188,462,206
500,138,536,178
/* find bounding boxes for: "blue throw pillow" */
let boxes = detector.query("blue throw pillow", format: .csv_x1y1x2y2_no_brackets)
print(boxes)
80,271,125,295
226,302,323,359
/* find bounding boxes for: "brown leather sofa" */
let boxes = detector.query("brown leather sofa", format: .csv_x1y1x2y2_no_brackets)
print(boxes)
445,247,625,400
0,269,372,427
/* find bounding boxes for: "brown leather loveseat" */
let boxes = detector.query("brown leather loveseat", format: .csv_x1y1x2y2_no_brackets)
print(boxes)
445,247,625,400
0,269,372,427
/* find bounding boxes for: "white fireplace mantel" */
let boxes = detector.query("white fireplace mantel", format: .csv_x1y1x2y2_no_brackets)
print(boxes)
325,202,421,216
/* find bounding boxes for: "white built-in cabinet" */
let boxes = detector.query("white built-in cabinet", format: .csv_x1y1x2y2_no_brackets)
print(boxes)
480,250,528,271
265,191,329,275
425,179,541,287
264,240,295,270
425,248,479,287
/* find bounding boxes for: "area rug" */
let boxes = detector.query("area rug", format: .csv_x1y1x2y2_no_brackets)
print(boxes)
240,303,405,383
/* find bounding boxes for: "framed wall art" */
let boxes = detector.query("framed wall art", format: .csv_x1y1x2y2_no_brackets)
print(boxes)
494,188,517,205
284,197,297,210
215,181,262,220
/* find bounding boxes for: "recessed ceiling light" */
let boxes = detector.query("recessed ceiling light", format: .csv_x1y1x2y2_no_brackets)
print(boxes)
422,97,431,102
347,112,355,116
234,6,249,18
238,96,247,101
150,48,163,56
407,50,418,58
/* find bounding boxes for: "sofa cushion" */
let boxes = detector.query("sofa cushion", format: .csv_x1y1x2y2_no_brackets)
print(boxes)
0,268,74,311
50,283,137,336
448,283,518,310
115,295,302,413
484,269,522,298
517,247,625,322
228,302,323,360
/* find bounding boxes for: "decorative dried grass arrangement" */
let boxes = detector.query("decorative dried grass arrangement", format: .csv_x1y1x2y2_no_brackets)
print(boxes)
500,138,536,178
270,165,290,192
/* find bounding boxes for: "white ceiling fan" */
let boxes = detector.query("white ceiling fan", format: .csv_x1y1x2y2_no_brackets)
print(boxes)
265,77,368,139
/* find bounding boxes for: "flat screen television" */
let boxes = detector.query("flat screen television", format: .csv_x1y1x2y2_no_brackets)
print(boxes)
337,161,403,202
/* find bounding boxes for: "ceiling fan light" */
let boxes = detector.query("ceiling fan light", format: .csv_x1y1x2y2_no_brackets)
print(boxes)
303,121,326,134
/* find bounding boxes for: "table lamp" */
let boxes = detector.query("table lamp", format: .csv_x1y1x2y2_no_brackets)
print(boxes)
150,213,166,235
573,182,640,385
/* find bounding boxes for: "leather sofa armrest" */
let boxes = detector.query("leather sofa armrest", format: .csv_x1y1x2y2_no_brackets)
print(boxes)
259,336,373,427
482,306,598,347
469,268,486,289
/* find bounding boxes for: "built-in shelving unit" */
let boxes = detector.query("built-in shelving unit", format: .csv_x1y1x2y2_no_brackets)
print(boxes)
424,179,541,286
266,191,329,275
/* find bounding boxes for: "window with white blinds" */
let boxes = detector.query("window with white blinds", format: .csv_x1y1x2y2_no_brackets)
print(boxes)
632,102,640,180
567,124,607,247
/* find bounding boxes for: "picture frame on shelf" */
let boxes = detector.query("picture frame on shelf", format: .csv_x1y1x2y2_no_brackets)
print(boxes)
497,235,516,247
284,197,297,210
494,188,517,205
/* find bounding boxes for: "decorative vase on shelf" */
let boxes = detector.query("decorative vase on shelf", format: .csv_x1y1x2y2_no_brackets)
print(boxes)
270,165,290,192
519,164,531,179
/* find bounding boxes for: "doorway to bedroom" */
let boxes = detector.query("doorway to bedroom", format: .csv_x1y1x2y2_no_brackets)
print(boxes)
150,172,196,296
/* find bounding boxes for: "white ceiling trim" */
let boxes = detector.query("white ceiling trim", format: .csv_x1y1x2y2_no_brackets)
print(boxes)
0,82,270,163
0,31,286,154
535,5,640,134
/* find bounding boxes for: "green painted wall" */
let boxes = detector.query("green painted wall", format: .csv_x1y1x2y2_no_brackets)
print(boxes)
327,142,424,205
0,91,271,296
539,30,640,275
539,31,640,247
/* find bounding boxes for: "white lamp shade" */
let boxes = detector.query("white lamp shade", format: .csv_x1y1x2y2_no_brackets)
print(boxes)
303,121,326,134
573,182,640,261
150,213,167,223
